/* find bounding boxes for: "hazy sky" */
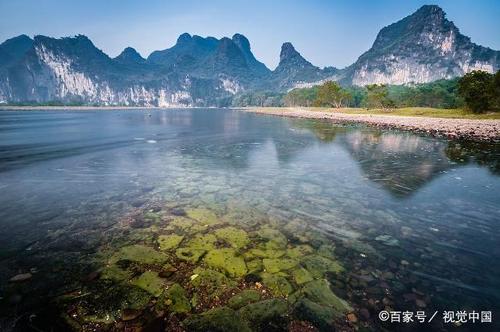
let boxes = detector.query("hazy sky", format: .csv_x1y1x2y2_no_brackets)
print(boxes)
1,0,499,69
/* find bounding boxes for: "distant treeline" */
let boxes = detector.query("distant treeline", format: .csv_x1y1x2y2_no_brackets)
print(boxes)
232,70,500,113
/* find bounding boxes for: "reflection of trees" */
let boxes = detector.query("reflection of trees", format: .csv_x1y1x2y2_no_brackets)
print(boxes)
445,141,500,175
290,119,347,142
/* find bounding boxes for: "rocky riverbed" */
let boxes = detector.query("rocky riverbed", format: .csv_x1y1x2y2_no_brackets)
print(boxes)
242,108,500,142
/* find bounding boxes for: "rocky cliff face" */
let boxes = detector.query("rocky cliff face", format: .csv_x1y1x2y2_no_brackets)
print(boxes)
270,42,338,90
0,5,498,105
345,5,499,86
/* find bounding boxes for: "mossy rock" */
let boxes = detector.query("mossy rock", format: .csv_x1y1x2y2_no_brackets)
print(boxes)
100,264,134,282
263,258,297,273
246,259,263,274
257,226,288,248
293,298,336,331
204,248,247,277
239,299,289,328
166,216,196,230
246,247,286,259
301,280,352,312
301,255,343,278
164,283,191,313
186,208,221,226
110,245,169,265
317,244,336,259
183,307,251,332
187,233,218,250
130,271,165,297
175,247,206,263
190,268,236,299
291,267,314,285
214,227,250,248
228,290,261,309
260,272,294,297
286,244,315,259
158,234,184,251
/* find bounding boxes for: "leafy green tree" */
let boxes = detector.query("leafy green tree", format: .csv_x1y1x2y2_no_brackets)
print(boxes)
313,81,351,108
366,84,393,109
458,70,494,113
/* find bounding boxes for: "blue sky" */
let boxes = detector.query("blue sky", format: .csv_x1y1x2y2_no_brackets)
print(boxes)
0,0,499,69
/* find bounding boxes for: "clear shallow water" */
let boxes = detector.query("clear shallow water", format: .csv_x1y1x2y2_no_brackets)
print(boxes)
0,109,499,331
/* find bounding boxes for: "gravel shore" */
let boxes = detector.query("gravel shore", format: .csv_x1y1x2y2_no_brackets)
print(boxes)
241,107,500,142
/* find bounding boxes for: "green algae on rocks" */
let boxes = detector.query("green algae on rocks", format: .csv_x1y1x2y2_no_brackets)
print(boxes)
183,307,251,332
204,248,248,277
130,271,165,297
109,244,169,265
158,234,184,250
164,283,191,313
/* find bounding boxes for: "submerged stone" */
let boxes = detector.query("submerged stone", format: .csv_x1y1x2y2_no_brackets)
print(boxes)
375,234,399,247
291,267,314,285
293,298,336,331
261,272,294,296
130,271,165,297
158,234,184,250
164,283,191,313
187,233,218,250
214,227,250,248
190,268,236,299
175,247,206,263
246,259,263,274
183,307,251,332
257,226,288,248
286,244,314,259
301,255,343,278
204,248,248,277
110,245,169,265
228,290,261,309
301,280,352,312
186,208,221,226
239,299,288,328
263,258,298,273
100,264,134,282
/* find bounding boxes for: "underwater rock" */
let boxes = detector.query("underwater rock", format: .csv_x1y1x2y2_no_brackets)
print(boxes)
164,283,191,313
246,259,264,274
291,267,314,285
375,234,399,247
121,308,142,321
260,272,294,296
301,280,352,313
170,207,187,216
286,245,315,259
110,245,169,265
257,226,288,248
190,268,236,300
130,271,165,297
214,227,250,248
100,264,134,282
158,234,184,250
175,247,206,263
9,273,32,282
183,307,251,332
159,264,178,278
263,258,298,273
301,255,343,278
239,299,289,328
293,298,336,331
204,248,248,277
186,208,221,226
317,244,336,259
187,233,218,250
228,290,262,309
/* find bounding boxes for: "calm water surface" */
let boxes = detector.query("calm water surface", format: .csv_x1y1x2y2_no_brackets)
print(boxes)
0,109,499,331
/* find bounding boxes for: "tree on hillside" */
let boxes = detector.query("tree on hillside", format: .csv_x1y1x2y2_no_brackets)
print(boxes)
366,84,393,109
313,81,352,108
458,70,494,113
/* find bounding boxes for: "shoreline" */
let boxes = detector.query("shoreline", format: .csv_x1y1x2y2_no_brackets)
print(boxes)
1,105,499,142
240,107,500,142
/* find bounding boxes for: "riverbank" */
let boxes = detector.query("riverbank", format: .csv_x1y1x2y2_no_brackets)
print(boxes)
241,107,500,142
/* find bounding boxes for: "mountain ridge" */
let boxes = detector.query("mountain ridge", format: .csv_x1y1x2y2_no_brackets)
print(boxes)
0,5,498,106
